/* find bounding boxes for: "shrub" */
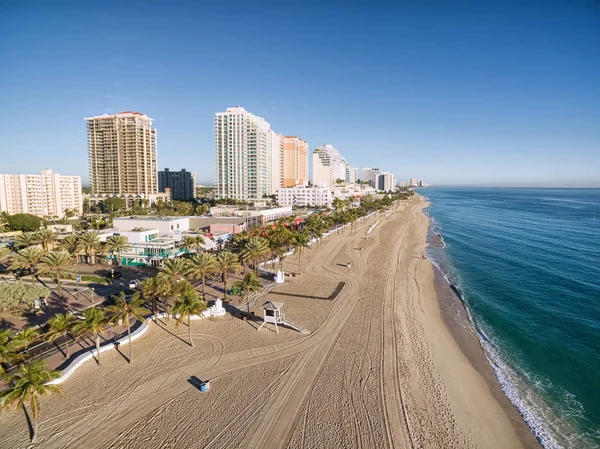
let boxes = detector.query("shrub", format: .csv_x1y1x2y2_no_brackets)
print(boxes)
0,282,51,310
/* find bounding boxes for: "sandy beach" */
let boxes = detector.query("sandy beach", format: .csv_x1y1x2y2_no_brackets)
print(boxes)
0,195,540,449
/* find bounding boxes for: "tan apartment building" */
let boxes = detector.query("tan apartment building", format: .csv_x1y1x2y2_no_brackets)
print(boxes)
0,169,83,218
282,136,309,187
85,111,163,207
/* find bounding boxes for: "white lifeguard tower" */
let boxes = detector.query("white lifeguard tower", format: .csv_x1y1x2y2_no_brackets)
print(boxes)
257,301,310,335
257,301,284,334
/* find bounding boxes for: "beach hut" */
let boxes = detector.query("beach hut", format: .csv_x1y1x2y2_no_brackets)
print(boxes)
257,301,285,334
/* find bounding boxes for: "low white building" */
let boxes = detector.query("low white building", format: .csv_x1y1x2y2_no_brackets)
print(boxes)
332,184,377,200
208,206,293,227
112,216,190,241
277,185,332,208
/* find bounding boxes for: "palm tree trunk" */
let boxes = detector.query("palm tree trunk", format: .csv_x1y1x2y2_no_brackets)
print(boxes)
95,334,101,364
31,417,38,443
91,252,95,265
188,315,193,346
299,251,302,274
65,335,70,359
57,272,62,297
223,275,228,301
201,274,206,299
247,294,251,314
127,322,132,363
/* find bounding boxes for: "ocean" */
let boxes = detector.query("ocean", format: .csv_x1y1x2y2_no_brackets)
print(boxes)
423,188,600,449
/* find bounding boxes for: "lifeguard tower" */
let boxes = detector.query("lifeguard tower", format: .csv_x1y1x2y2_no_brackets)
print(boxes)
257,301,284,334
257,301,310,335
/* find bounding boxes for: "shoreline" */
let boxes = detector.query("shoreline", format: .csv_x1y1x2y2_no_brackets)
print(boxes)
422,195,542,448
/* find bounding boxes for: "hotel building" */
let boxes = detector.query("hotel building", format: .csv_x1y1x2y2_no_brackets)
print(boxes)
277,185,332,208
158,168,196,201
312,144,349,188
0,169,82,218
85,111,163,207
377,172,397,192
282,136,309,187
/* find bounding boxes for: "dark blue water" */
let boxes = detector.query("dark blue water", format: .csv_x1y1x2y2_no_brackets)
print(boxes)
423,188,600,449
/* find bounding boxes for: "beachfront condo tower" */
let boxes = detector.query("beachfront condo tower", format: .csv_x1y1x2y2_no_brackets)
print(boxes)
158,168,196,201
85,111,163,208
215,106,290,200
313,145,350,188
0,169,83,218
362,168,382,187
283,136,309,188
377,172,397,192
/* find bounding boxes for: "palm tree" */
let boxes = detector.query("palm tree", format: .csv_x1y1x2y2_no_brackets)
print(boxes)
142,276,173,321
39,251,73,297
0,361,63,443
45,313,77,359
72,307,109,365
76,232,102,264
106,292,148,363
291,232,310,274
171,291,207,346
104,235,131,266
158,258,189,282
215,251,241,302
13,232,36,249
181,235,205,254
242,237,270,276
332,197,345,212
9,247,46,282
185,253,217,299
35,229,56,251
58,234,80,261
232,273,262,314
0,330,29,380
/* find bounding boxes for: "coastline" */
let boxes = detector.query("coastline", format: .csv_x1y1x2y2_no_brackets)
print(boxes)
422,195,542,448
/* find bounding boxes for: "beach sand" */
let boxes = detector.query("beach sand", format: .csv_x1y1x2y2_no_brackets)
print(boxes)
0,195,540,448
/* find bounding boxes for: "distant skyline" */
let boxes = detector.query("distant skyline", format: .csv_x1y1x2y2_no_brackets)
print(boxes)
1,1,599,187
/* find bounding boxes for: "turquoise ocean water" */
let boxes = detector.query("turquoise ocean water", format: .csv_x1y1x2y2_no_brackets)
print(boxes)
423,188,600,449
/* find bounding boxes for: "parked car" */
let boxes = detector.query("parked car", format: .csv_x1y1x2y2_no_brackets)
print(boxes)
128,280,138,289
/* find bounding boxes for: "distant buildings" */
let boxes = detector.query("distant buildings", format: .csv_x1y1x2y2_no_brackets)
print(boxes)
376,172,397,192
362,168,381,187
409,178,418,187
0,169,82,218
277,185,332,208
85,111,166,208
158,168,196,201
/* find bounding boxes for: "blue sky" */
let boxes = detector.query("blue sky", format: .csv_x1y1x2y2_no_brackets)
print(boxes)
1,0,598,186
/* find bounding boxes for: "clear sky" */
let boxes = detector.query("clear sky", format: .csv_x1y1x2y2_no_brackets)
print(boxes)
1,0,598,187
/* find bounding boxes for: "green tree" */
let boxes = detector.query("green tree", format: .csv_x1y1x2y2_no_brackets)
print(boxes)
76,232,102,264
6,214,43,232
181,235,205,254
73,307,109,365
12,232,37,249
143,276,174,321
185,253,217,299
106,292,148,363
242,237,270,275
232,273,262,314
9,247,46,282
35,229,56,251
45,312,77,359
0,360,63,443
158,258,189,282
215,251,241,302
0,330,31,380
105,235,131,266
103,197,126,213
39,251,73,298
291,231,310,274
58,234,80,261
172,290,207,347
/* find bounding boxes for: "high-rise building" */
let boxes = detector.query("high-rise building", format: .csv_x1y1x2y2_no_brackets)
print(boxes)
409,178,418,187
271,132,283,195
362,168,381,187
377,172,397,192
312,144,348,188
345,166,359,184
158,169,196,201
282,136,309,187
0,169,82,218
215,106,278,200
86,111,158,196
